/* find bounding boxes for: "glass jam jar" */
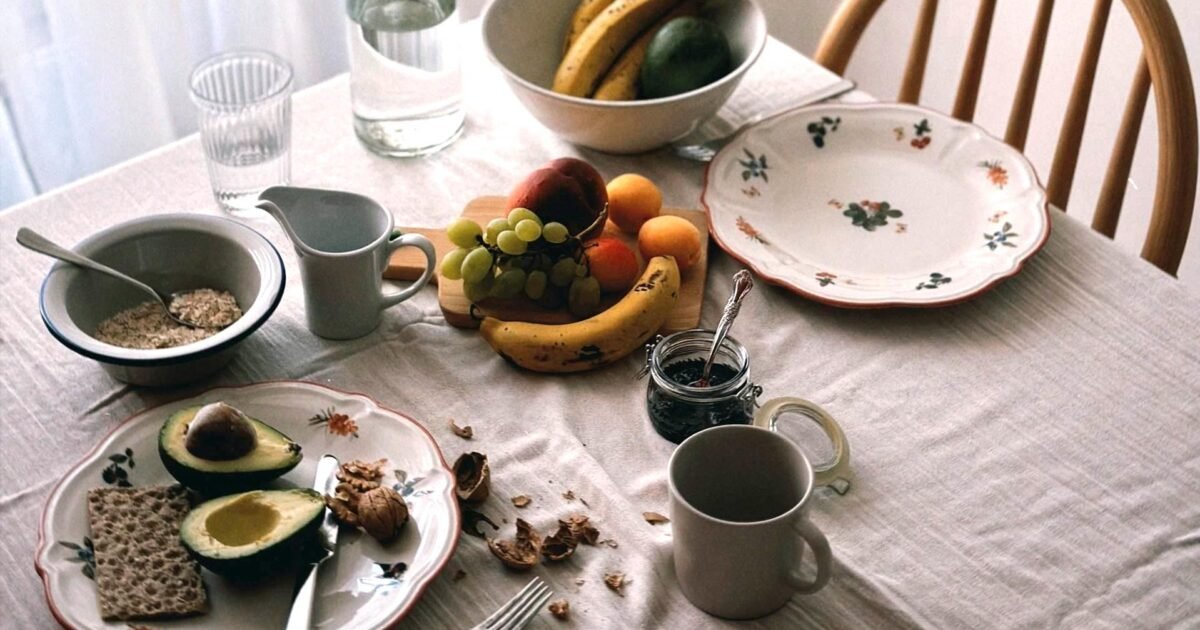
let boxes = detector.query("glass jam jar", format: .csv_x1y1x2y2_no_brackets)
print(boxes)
643,329,762,444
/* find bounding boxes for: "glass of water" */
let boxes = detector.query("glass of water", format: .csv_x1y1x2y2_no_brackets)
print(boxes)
347,0,465,157
189,50,293,217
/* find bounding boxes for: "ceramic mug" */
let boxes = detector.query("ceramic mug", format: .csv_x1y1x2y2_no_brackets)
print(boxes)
668,398,850,620
256,187,435,340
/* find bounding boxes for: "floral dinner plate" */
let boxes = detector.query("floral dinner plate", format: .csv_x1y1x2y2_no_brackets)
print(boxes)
703,103,1050,307
36,381,459,629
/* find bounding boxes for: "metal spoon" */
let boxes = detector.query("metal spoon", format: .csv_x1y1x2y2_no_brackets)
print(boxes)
16,227,200,328
694,269,754,387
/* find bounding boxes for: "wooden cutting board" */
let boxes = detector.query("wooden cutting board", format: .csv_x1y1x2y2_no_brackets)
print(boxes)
385,196,708,331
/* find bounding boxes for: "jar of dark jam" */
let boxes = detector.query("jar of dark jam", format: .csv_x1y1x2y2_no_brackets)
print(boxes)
644,329,762,444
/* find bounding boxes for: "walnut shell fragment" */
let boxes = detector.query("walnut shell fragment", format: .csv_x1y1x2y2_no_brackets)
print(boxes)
511,495,531,508
449,419,473,439
548,599,570,620
604,571,628,596
358,486,410,542
454,452,490,503
541,523,578,562
487,518,541,571
561,514,599,546
642,511,670,525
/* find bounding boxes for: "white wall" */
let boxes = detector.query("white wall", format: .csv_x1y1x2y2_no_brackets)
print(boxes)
759,0,1200,285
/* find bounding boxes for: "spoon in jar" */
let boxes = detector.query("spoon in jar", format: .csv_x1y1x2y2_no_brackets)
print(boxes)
693,269,754,387
16,227,201,329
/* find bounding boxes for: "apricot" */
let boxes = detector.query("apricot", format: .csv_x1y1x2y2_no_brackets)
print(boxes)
545,157,608,223
584,237,640,293
638,215,702,272
607,173,662,234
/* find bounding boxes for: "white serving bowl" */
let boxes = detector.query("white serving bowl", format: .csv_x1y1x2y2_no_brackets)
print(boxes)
482,0,767,154
38,214,285,387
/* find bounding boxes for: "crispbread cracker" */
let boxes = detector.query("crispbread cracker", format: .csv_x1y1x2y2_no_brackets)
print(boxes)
86,484,208,620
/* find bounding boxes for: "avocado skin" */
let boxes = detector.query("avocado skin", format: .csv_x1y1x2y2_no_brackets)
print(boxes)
640,17,733,99
179,489,325,578
158,406,303,497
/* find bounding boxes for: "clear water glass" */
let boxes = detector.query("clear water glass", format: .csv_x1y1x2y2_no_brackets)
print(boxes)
189,50,293,217
347,0,465,157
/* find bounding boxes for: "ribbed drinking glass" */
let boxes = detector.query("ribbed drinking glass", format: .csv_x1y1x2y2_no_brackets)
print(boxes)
189,50,293,217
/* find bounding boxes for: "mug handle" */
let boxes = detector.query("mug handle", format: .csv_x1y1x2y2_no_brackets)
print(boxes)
789,519,833,594
753,397,852,494
380,233,436,309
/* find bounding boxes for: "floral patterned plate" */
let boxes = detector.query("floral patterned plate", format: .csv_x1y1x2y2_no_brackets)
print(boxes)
35,381,459,629
703,103,1050,307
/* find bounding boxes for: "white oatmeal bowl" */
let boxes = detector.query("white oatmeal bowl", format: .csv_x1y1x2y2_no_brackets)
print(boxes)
38,214,284,387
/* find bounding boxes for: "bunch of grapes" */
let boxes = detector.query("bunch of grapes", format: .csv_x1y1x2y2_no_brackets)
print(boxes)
442,208,602,316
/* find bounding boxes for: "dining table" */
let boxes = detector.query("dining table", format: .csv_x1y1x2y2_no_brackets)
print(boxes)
3,19,1199,630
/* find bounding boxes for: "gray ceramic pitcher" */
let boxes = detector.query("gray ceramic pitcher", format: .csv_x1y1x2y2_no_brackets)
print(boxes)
257,186,435,340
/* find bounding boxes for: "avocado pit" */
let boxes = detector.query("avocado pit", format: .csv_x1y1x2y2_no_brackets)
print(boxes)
185,402,258,461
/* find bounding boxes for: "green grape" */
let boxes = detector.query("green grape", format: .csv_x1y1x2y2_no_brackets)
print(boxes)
497,230,528,255
484,218,509,245
447,219,483,249
568,276,602,318
542,222,569,244
550,257,577,287
440,247,468,280
491,269,526,299
524,270,548,300
575,261,588,277
514,219,542,242
461,247,494,283
463,271,494,302
508,207,541,227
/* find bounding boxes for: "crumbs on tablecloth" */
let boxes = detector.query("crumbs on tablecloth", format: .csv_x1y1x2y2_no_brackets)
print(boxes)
548,599,570,620
562,490,576,501
511,495,531,508
604,572,628,596
642,511,669,525
452,569,467,582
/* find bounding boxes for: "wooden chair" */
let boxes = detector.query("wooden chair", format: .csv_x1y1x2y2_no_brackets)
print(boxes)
813,0,1198,275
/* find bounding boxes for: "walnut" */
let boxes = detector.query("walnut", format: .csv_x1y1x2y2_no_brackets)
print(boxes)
326,459,391,531
325,495,360,527
454,452,490,503
487,518,540,571
358,486,410,543
604,571,628,596
548,599,570,620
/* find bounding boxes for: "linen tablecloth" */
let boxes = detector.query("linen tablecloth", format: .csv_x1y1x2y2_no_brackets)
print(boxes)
2,24,1199,630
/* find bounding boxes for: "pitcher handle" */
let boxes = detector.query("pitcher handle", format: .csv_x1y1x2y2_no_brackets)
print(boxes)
788,519,833,594
753,397,852,494
380,233,435,309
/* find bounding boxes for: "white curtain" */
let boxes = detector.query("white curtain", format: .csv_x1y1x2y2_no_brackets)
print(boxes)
0,0,351,209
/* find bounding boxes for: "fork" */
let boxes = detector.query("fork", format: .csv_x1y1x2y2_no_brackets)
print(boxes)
471,577,554,630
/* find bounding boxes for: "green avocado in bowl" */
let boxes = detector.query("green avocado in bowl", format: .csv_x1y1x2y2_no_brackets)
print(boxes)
640,16,733,99
159,403,302,496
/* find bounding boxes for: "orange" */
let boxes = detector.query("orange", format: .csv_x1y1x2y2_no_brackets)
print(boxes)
606,173,662,234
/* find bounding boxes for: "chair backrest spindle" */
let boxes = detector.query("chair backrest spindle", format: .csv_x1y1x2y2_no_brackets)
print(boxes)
1004,0,1056,150
1046,0,1114,211
899,0,939,104
1093,58,1151,237
952,0,998,122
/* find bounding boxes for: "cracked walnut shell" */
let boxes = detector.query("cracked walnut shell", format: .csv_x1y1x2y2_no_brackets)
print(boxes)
487,518,541,571
358,486,410,543
454,452,490,503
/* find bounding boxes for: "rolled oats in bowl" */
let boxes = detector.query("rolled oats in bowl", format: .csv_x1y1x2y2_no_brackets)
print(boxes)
94,289,242,350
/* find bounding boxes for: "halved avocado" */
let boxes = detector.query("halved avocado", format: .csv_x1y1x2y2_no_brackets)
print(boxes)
180,489,325,577
159,405,303,495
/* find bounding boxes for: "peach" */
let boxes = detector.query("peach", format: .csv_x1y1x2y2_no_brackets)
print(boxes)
507,168,595,237
545,157,608,222
584,237,640,293
607,173,662,234
638,215,702,272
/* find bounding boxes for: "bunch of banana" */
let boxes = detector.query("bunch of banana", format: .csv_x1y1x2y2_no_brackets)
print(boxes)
553,0,693,99
479,256,680,373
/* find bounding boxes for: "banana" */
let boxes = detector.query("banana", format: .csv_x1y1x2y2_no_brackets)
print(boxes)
562,0,619,57
479,256,681,373
553,0,683,98
594,0,698,101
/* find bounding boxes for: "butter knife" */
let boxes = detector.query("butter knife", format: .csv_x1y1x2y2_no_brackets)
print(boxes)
286,454,340,630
